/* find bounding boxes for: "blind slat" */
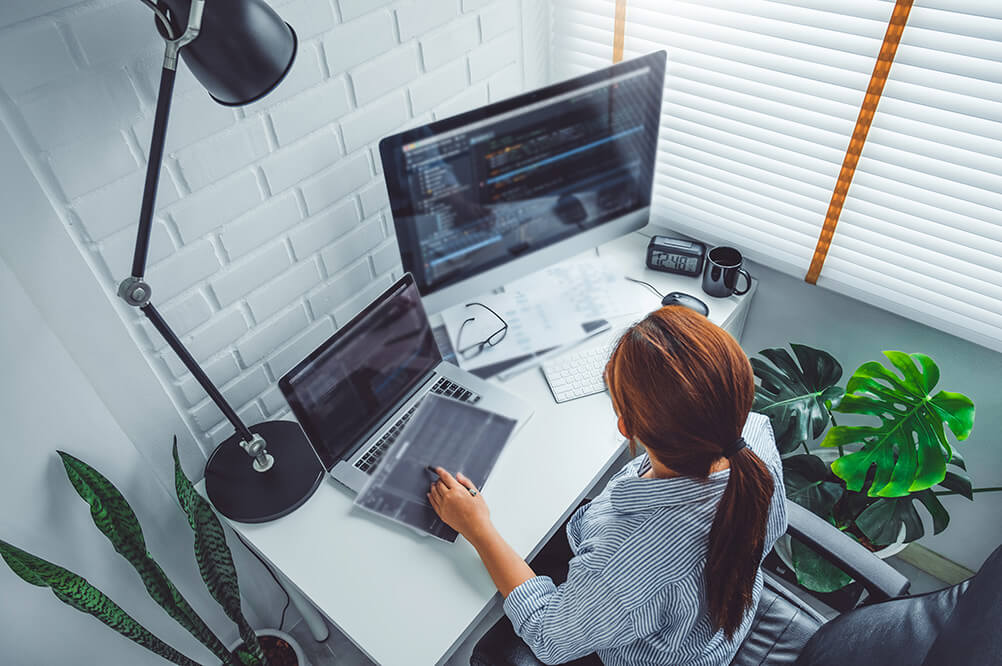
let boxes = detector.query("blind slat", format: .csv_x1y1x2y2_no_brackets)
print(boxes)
552,1,1002,351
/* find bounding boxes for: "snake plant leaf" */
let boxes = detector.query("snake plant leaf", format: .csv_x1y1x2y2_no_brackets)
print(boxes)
173,439,266,665
57,451,237,666
855,496,925,546
0,539,200,666
236,647,264,666
938,468,974,501
825,352,975,497
751,345,844,455
783,455,844,519
790,537,854,593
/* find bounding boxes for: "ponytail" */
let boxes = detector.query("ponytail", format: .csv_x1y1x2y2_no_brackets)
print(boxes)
605,306,776,639
705,448,774,638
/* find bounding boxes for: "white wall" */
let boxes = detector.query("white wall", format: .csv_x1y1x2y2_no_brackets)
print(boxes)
1,115,294,664
738,258,1002,572
1,1,531,662
0,0,528,454
0,254,258,665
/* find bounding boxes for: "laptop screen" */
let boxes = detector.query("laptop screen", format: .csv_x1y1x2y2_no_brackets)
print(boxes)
279,275,442,470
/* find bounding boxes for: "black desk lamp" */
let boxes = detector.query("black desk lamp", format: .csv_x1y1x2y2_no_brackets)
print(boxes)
122,0,323,522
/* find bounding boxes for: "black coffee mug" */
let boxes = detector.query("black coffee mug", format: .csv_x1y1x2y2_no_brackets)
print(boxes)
702,246,751,298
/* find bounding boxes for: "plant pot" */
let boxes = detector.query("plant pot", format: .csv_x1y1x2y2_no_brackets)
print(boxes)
228,629,308,666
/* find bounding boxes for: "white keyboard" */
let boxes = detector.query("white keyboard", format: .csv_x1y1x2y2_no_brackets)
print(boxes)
542,342,615,403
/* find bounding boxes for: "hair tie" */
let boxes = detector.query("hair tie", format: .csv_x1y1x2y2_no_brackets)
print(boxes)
722,437,747,458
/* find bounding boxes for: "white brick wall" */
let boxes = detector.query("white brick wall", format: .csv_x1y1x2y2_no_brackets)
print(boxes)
350,44,421,107
270,78,351,146
420,16,480,70
210,241,293,307
469,32,519,82
324,11,396,73
1,0,527,451
301,151,373,213
396,0,457,42
409,58,468,115
171,171,263,243
339,92,409,154
74,170,179,242
0,23,76,94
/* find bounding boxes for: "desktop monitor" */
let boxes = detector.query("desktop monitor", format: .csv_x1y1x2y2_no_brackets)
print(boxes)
379,50,666,313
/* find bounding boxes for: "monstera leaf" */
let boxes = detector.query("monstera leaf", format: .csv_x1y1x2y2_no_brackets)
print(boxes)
823,351,974,497
783,454,844,518
752,344,844,454
854,489,949,546
790,536,854,593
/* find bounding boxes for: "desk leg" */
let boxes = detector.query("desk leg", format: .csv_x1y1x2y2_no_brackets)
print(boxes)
277,571,330,642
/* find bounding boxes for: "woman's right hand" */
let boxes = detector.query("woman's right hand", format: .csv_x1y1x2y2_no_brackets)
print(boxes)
427,467,491,538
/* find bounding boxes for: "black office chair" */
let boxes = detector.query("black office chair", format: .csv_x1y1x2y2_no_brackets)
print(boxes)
731,501,1002,665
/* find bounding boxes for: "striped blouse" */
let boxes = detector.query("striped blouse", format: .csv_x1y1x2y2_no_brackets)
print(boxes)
503,412,787,666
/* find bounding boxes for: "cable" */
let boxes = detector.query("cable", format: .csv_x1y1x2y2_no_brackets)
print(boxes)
137,0,177,40
234,531,292,631
625,276,663,298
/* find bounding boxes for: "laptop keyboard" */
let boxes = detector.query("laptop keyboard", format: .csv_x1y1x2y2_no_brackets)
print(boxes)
354,377,481,474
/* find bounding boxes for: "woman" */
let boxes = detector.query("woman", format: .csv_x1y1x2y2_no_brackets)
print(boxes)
428,306,787,665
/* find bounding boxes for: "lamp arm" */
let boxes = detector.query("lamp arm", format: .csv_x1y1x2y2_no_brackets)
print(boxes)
140,302,275,472
128,65,176,281
119,0,275,473
128,0,204,280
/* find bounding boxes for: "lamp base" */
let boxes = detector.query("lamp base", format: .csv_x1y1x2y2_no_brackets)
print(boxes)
205,421,324,523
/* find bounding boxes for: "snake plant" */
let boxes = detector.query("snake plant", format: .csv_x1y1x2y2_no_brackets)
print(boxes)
753,344,985,593
0,439,267,665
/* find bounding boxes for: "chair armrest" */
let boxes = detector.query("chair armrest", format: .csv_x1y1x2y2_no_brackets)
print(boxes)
785,500,910,602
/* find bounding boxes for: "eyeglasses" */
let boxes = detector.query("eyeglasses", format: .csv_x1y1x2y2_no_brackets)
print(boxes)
456,302,508,360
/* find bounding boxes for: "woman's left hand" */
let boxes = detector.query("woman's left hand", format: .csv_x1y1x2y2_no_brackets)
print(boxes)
427,467,491,538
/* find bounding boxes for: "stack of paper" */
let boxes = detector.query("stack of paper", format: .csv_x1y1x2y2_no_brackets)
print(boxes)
441,257,653,372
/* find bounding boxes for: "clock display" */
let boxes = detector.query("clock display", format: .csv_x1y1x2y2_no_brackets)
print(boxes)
653,251,699,273
645,236,706,277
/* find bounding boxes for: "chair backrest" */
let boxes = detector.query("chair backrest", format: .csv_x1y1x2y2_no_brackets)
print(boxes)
795,544,1002,665
920,543,1002,664
729,571,827,666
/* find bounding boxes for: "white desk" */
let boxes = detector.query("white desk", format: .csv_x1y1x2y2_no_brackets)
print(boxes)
224,224,756,665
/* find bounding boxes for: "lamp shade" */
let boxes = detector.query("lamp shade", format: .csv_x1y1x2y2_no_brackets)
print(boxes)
159,0,297,106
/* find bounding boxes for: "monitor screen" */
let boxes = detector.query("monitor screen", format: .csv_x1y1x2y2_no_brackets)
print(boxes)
380,51,666,310
278,275,441,470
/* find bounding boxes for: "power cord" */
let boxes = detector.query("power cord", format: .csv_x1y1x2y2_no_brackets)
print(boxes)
234,531,291,631
137,0,177,39
625,276,663,298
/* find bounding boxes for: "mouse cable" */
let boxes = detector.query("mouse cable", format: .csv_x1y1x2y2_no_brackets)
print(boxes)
234,530,292,631
625,276,663,298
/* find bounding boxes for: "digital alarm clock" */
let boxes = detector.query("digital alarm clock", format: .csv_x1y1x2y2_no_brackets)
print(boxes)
646,236,707,276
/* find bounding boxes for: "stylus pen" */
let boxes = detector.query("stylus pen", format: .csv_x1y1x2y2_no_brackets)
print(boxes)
495,321,612,381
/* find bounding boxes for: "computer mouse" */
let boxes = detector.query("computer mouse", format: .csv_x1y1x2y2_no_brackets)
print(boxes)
661,291,709,316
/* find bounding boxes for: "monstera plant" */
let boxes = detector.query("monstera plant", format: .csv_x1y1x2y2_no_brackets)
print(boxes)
752,344,994,593
0,440,297,665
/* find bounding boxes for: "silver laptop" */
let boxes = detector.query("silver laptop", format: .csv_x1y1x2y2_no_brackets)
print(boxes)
278,273,532,493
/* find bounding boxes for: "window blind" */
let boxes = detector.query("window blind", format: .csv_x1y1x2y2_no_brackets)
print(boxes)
550,0,1002,352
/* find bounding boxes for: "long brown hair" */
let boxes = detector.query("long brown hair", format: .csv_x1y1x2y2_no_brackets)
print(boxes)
604,306,774,639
